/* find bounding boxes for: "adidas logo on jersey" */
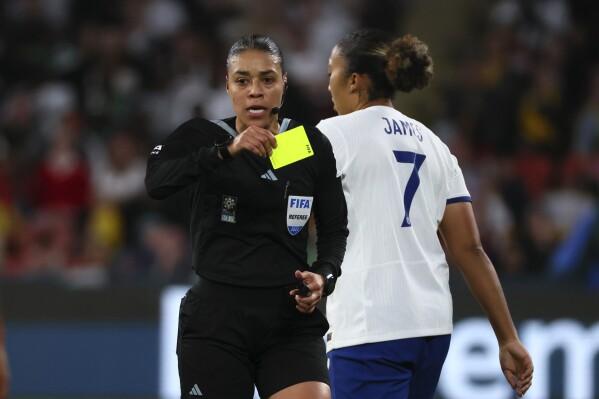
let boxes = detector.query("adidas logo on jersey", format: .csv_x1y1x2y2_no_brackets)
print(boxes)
261,169,278,181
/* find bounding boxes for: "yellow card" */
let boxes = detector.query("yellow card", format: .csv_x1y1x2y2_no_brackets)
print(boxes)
270,126,314,169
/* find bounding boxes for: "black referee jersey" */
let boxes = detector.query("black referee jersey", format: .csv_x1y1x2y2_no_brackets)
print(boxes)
145,117,348,288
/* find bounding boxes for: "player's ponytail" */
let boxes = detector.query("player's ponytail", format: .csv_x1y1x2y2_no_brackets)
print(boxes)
335,29,433,100
385,34,433,93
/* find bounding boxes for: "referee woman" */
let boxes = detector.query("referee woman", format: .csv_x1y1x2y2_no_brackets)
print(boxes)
145,35,348,399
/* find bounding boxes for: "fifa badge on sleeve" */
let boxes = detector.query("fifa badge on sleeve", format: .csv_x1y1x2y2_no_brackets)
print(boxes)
221,195,237,223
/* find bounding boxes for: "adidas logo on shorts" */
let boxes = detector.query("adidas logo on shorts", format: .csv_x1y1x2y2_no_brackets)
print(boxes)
189,383,203,396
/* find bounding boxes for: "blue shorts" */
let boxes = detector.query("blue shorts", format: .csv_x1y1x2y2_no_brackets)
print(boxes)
327,335,451,399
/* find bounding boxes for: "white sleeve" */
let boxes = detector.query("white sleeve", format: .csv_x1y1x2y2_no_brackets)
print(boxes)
317,119,349,178
446,153,471,204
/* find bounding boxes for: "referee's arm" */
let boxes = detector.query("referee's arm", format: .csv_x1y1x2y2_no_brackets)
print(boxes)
145,119,223,200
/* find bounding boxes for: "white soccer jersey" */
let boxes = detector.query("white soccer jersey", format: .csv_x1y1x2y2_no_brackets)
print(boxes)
317,106,471,351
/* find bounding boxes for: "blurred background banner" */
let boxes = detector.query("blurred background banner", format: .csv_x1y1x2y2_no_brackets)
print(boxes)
1,0,598,398
3,282,599,399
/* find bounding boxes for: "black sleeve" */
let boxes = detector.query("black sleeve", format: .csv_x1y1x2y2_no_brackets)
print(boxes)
309,129,349,282
145,118,231,200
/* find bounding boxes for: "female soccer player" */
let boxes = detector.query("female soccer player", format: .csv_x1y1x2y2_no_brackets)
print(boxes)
316,29,533,399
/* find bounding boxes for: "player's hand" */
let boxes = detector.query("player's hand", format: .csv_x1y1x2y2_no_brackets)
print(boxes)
499,339,533,397
290,270,325,314
229,126,277,158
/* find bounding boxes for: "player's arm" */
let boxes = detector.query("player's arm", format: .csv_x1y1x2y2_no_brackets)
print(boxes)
439,201,533,397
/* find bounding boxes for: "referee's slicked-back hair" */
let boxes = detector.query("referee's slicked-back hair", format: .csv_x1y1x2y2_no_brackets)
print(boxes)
335,29,433,100
226,34,285,74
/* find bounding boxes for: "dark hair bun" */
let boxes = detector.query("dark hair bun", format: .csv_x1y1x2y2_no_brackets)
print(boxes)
385,34,433,92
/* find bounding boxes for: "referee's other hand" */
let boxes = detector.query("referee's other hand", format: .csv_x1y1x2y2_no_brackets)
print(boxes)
290,269,325,314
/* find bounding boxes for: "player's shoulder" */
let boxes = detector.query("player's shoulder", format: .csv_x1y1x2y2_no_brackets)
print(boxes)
317,112,368,145
318,111,363,129
397,112,449,149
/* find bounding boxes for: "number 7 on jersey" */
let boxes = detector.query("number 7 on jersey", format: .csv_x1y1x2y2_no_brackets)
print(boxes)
393,151,426,227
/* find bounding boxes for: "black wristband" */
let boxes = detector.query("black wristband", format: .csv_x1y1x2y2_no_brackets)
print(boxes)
215,134,233,160
217,144,232,160
319,272,336,296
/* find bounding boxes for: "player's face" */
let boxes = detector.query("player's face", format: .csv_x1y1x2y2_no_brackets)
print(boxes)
327,47,355,115
226,50,286,132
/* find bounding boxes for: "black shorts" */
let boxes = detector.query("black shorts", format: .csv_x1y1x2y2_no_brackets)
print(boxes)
177,277,330,399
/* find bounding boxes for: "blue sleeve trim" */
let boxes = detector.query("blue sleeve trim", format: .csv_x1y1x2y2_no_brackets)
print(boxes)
446,196,472,205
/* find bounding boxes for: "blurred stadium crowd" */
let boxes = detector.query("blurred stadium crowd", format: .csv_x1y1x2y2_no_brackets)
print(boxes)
0,0,598,289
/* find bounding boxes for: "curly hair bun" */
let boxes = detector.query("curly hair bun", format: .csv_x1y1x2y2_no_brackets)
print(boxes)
385,34,433,93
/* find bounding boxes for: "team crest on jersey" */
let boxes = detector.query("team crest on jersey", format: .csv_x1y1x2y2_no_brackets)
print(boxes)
221,195,237,223
286,195,312,235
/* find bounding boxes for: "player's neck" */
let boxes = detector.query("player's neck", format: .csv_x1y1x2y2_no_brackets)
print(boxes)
356,98,393,112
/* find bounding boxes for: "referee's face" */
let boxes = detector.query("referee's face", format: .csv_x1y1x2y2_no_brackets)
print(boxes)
226,50,286,132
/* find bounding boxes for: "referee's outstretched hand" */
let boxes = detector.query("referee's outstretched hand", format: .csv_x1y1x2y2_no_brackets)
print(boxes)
290,270,325,314
229,126,277,158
